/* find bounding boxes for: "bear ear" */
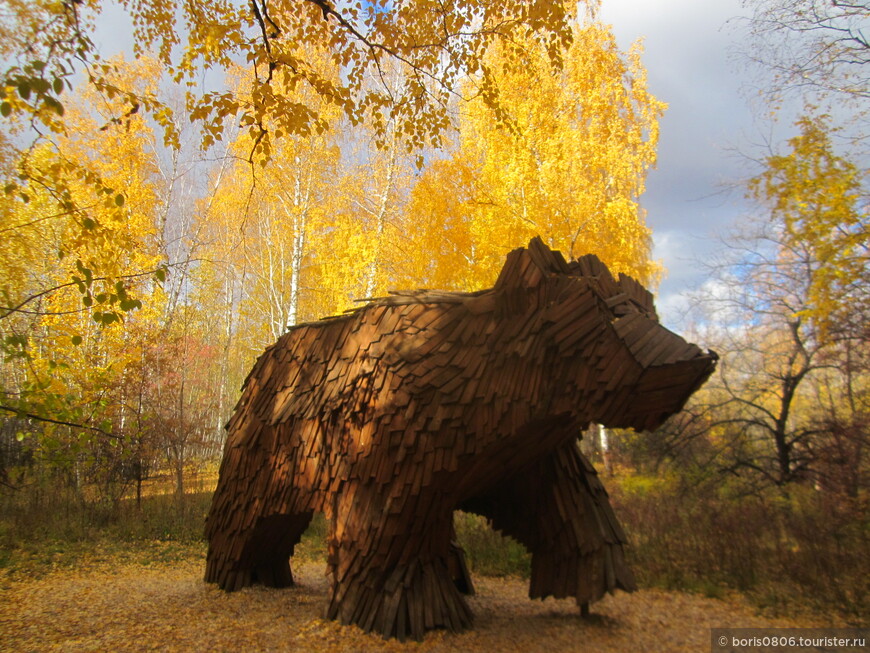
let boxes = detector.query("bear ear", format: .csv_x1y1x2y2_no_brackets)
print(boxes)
569,253,609,278
617,272,657,319
494,237,570,289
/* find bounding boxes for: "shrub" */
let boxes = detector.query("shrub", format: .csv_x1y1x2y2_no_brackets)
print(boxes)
610,474,869,624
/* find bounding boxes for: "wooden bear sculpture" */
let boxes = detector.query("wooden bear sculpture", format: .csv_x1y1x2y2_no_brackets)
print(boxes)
205,237,717,641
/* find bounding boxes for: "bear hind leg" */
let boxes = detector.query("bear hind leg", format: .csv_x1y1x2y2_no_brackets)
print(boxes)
206,511,313,591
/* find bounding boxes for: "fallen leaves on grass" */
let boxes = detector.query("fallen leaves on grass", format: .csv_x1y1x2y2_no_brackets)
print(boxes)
0,552,826,652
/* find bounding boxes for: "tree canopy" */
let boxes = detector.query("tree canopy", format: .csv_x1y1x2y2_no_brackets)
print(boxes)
3,0,585,158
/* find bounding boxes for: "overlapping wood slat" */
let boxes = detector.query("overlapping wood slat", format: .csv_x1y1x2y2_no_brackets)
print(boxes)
204,237,717,641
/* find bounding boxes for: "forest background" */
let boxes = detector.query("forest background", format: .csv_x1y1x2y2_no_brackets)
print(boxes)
0,0,867,627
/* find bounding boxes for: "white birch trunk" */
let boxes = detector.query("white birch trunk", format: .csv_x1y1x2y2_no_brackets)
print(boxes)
599,423,612,476
365,142,397,298
287,156,307,330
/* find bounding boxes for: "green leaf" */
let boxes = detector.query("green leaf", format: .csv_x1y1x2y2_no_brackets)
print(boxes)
82,217,96,230
31,78,50,94
114,193,125,207
154,268,166,283
120,297,143,312
17,81,31,100
53,77,64,95
71,335,83,346
0,102,11,117
5,334,26,349
15,432,25,442
48,98,65,116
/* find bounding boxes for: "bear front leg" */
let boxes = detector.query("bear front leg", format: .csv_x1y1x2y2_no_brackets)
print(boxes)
460,440,636,608
526,442,637,605
324,488,473,641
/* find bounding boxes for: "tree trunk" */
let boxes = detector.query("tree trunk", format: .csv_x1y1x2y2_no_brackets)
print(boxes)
136,472,143,510
174,450,185,514
364,138,397,298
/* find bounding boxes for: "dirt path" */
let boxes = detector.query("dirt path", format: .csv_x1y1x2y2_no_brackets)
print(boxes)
0,555,822,652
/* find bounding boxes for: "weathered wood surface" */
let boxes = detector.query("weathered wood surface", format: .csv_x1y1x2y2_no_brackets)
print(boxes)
204,237,717,641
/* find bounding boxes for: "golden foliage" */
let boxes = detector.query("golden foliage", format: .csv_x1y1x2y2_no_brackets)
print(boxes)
747,113,868,334
4,0,585,161
403,22,665,290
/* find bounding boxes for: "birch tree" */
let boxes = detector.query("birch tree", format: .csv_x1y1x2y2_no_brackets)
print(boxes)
404,21,664,289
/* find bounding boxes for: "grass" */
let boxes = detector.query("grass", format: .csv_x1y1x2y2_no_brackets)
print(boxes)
454,511,531,577
294,512,329,562
0,471,216,577
0,480,531,583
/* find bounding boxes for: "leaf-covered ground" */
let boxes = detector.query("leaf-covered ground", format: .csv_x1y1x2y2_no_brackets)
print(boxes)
0,545,825,652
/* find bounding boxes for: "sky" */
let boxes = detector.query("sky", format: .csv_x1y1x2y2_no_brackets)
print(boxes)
599,0,783,329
